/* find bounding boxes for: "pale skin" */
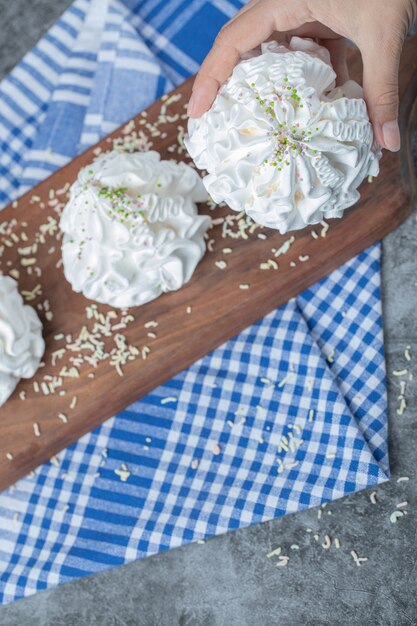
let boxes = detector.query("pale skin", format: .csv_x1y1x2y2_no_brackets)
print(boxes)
187,0,417,152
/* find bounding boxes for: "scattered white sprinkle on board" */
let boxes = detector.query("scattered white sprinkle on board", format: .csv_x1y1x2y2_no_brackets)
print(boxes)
266,547,281,558
160,396,177,405
272,236,295,257
390,510,404,523
212,443,221,456
33,422,41,437
320,221,329,237
207,239,215,251
276,555,289,567
6,452,14,461
290,544,300,550
239,283,250,290
215,260,227,270
396,397,407,416
393,369,408,377
141,346,151,359
397,476,409,483
322,535,331,550
144,320,158,328
197,539,206,544
334,538,341,549
404,346,412,361
351,550,368,566
396,501,408,509
370,491,378,504
260,257,280,271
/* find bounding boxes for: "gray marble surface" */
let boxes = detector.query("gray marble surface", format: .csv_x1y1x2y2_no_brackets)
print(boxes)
0,2,416,624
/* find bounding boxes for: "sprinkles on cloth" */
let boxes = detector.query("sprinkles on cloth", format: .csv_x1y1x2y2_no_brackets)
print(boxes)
0,0,388,605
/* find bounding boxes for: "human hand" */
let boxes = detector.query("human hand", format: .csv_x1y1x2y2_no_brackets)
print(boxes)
187,0,417,152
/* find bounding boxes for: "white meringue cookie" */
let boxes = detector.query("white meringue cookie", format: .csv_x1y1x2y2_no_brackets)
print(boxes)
60,150,211,308
0,275,45,407
185,37,381,234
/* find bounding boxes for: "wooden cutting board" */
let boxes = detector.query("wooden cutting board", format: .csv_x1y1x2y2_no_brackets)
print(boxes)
1,37,416,492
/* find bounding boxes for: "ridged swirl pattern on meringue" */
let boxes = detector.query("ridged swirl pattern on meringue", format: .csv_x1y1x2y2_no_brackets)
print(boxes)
60,150,211,308
185,37,381,234
0,275,45,407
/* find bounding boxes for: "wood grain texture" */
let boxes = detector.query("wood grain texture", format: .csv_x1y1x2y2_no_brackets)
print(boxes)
1,37,416,492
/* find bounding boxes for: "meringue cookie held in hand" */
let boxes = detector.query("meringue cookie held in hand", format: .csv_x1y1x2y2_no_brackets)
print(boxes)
60,150,211,308
0,275,45,407
185,37,382,235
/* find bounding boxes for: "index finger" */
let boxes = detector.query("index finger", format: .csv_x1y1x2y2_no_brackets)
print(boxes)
187,0,311,118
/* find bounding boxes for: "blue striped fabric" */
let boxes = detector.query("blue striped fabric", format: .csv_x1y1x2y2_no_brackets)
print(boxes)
0,0,389,604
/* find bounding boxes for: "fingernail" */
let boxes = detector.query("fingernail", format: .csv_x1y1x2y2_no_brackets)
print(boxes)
382,120,400,152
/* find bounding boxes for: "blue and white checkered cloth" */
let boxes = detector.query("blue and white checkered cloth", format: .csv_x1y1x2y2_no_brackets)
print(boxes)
0,0,389,604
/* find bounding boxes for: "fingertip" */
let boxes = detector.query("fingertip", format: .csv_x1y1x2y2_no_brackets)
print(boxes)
381,119,401,152
187,92,199,118
187,92,210,118
187,81,218,118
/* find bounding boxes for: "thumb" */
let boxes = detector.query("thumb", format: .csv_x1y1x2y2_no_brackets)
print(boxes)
360,36,403,152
